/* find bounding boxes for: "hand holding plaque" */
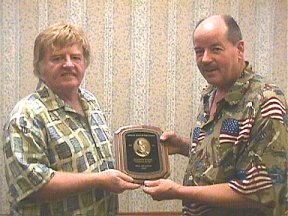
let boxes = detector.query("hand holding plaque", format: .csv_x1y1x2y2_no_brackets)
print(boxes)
114,125,170,184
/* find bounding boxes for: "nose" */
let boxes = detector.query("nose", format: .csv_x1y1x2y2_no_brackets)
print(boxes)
202,50,212,63
63,57,75,68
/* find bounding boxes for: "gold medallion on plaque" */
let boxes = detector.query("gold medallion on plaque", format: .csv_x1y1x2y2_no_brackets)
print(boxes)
133,138,151,158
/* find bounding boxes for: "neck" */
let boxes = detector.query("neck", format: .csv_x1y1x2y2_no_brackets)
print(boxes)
216,62,246,94
214,89,227,102
56,89,79,104
56,89,84,115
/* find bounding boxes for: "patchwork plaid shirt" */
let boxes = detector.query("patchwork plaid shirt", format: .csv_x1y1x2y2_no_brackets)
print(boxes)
183,63,288,216
3,80,118,216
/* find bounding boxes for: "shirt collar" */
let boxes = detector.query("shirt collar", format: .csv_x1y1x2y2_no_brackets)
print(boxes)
35,79,94,111
201,61,254,106
225,62,254,105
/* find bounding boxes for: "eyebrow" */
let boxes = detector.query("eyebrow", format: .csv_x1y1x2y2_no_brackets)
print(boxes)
194,42,224,49
50,51,83,56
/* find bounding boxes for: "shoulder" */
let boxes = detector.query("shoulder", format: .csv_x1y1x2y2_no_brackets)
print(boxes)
248,76,287,124
242,64,286,105
81,88,97,101
5,93,44,127
251,75,286,106
9,93,42,116
79,88,104,111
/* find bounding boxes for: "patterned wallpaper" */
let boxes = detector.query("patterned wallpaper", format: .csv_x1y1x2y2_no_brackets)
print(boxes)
0,0,287,213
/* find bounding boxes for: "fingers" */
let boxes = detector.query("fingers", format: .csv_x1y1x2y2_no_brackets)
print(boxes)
160,131,176,141
142,181,162,201
142,180,160,195
107,169,134,182
116,171,134,183
110,169,140,190
124,181,141,190
143,180,160,187
142,184,154,195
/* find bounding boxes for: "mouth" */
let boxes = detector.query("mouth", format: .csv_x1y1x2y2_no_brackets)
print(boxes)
200,64,218,73
202,68,218,73
61,71,76,77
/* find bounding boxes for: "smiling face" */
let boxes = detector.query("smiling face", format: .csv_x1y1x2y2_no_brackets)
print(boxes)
193,16,244,91
39,43,86,96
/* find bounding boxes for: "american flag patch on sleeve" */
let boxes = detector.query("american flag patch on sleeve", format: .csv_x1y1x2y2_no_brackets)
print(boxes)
260,97,286,123
228,164,273,194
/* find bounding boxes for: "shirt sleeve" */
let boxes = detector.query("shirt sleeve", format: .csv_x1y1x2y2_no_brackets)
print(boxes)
228,92,288,212
3,108,55,203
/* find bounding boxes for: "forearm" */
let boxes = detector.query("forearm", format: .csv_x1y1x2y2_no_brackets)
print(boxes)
177,183,265,209
31,171,104,200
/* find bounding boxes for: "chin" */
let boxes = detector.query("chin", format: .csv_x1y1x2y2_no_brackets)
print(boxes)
61,82,80,90
206,78,218,85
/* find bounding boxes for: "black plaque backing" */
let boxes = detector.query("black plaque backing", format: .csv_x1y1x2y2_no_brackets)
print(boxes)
114,125,170,183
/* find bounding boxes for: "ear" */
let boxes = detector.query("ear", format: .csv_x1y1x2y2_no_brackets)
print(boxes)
37,62,45,79
236,40,244,61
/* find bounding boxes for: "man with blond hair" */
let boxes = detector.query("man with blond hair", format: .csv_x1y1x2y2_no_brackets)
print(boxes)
3,22,139,216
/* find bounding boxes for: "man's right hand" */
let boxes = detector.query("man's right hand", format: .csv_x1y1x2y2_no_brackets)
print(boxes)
160,131,190,156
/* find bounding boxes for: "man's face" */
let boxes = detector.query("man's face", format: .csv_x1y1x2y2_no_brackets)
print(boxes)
40,43,86,96
193,17,244,91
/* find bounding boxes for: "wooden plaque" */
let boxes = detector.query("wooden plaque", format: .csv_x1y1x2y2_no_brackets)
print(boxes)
114,125,170,183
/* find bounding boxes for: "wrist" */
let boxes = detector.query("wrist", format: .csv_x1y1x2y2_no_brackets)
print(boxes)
179,137,190,156
92,172,105,189
175,185,187,200
176,185,195,201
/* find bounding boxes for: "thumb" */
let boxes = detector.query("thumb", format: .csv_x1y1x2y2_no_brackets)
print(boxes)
160,132,171,141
